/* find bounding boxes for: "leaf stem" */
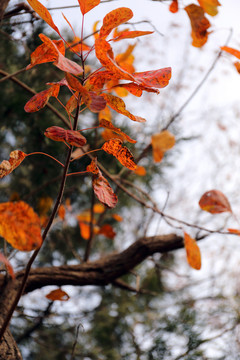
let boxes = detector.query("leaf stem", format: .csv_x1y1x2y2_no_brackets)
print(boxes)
26,152,64,167
70,148,101,162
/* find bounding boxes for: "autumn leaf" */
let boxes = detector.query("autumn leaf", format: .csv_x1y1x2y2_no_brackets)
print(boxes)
102,138,137,170
234,62,240,73
93,203,105,214
46,289,70,301
151,131,175,163
24,86,59,113
133,68,172,89
78,0,100,15
37,196,53,216
67,36,91,53
169,0,178,13
199,190,232,214
98,224,116,239
185,4,211,47
220,46,240,60
113,30,153,41
92,174,118,208
0,150,27,179
79,221,91,240
44,126,67,143
184,232,201,270
112,214,123,222
134,166,146,176
0,253,15,279
197,0,221,16
86,158,100,175
99,118,136,143
0,201,42,251
65,130,87,147
27,0,61,35
103,94,146,123
99,7,133,39
58,204,66,220
228,228,240,236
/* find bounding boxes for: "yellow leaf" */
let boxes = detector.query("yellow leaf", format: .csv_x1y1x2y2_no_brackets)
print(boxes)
151,130,175,163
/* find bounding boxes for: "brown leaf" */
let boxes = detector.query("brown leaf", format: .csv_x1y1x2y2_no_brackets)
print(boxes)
199,190,232,214
46,289,70,301
99,7,133,39
185,4,211,47
0,150,27,179
44,126,67,142
0,201,42,251
92,174,118,208
184,232,201,270
65,130,87,147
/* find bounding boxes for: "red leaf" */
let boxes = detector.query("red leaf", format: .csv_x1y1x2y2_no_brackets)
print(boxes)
77,0,100,15
27,0,61,35
199,190,232,214
133,68,172,89
65,130,87,147
44,126,66,142
98,224,116,238
99,7,133,39
46,288,70,301
0,253,15,279
24,88,54,113
184,232,201,270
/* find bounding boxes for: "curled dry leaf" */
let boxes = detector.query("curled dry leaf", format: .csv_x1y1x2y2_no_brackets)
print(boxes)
65,130,87,147
0,201,42,251
44,126,87,147
0,252,15,279
99,7,133,39
185,4,211,47
151,130,175,163
184,232,201,270
199,190,232,214
197,0,221,16
102,138,137,170
0,150,27,179
46,289,70,301
221,46,240,60
44,126,66,142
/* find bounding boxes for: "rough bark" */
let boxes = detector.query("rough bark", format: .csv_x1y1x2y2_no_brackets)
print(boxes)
0,233,183,358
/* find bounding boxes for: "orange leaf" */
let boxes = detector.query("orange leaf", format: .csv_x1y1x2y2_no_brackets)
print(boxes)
169,0,178,13
199,190,232,214
101,129,124,142
113,30,153,41
86,158,100,175
0,150,27,179
46,289,70,301
228,228,240,236
93,203,105,214
234,62,240,73
134,165,146,176
99,118,136,143
68,36,91,53
78,0,100,15
24,86,59,113
27,0,61,35
26,39,64,70
95,38,136,82
98,224,116,239
102,138,137,170
0,201,42,251
92,174,118,208
184,232,201,270
103,94,146,123
0,252,15,279
112,213,123,222
99,105,112,122
197,0,221,16
99,7,133,39
185,4,211,47
151,131,175,163
221,46,240,60
133,68,172,89
58,204,66,220
79,221,91,239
